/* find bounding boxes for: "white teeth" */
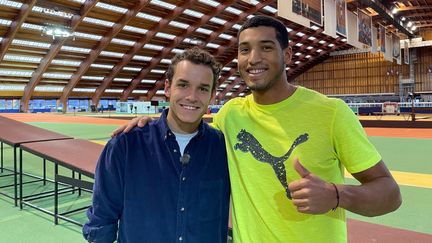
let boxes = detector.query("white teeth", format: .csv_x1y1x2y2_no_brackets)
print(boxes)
249,69,265,74
182,105,197,110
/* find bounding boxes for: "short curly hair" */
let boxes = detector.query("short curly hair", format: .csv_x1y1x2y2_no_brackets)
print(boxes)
166,47,221,92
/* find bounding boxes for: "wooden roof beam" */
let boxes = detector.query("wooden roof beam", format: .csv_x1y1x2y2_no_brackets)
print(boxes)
122,0,235,101
0,0,36,62
218,76,242,101
59,0,151,112
20,0,99,112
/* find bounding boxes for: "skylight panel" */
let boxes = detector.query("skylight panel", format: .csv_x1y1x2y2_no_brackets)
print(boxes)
73,88,96,92
51,59,81,66
105,89,123,93
43,73,73,79
222,67,231,71
123,67,142,72
151,69,165,74
113,78,132,82
328,43,335,47
62,46,91,54
226,92,233,96
295,61,301,64
209,17,226,25
156,90,165,95
144,44,164,51
228,76,236,81
306,55,311,58
3,55,41,63
311,25,320,30
307,46,313,50
206,43,220,49
100,51,124,58
183,9,204,18
133,55,152,62
263,6,278,14
22,23,43,31
82,76,104,81
296,32,305,37
231,59,238,63
32,6,72,19
196,28,212,35
308,36,316,41
295,43,303,47
0,19,12,26
96,2,127,13
124,25,148,34
12,39,51,49
0,84,25,90
35,85,64,92
172,48,184,54
169,21,189,29
220,83,228,88
319,40,326,44
112,38,135,46
151,0,176,10
0,69,32,77
132,90,148,94
156,32,176,40
91,64,114,69
0,0,22,9
295,52,302,56
234,85,240,89
286,27,293,32
239,93,245,96
219,33,232,40
316,49,323,53
137,13,162,22
160,59,171,64
225,7,242,15
341,38,347,42
74,32,102,41
84,17,114,27
199,0,219,7
141,79,156,84
232,24,242,30
247,14,255,19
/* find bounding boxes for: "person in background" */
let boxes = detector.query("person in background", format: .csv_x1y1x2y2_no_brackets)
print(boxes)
113,16,401,243
84,47,230,243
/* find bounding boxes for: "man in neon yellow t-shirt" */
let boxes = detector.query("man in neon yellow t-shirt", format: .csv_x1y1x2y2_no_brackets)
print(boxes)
114,16,401,243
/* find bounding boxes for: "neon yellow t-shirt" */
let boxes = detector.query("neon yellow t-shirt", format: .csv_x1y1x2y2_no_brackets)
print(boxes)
213,86,381,243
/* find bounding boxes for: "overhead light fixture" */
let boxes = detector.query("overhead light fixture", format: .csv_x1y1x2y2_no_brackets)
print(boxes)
407,21,413,28
411,26,417,31
401,16,406,21
42,24,73,39
391,8,398,14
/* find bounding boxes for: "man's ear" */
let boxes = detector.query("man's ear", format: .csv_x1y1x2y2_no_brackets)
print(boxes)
284,46,293,65
164,79,171,99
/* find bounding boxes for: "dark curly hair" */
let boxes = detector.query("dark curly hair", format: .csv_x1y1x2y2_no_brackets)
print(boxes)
166,47,221,92
238,15,289,50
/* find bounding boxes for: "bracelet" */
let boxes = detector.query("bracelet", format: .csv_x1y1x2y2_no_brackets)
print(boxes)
331,183,339,211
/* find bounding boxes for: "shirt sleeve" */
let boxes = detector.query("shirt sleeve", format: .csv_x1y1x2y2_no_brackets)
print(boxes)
82,136,126,243
332,99,382,174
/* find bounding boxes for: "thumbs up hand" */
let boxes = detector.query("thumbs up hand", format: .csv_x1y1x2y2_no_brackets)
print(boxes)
288,158,339,214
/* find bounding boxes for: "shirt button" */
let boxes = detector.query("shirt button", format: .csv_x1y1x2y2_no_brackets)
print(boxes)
179,236,183,241
180,207,185,211
182,177,186,181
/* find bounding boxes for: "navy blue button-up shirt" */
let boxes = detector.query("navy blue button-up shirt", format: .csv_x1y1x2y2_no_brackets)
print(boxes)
83,110,230,243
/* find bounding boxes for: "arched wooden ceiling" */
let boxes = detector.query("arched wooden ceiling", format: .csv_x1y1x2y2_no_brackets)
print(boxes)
0,0,430,112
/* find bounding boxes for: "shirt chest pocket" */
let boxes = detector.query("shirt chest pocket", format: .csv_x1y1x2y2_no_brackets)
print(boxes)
198,179,223,222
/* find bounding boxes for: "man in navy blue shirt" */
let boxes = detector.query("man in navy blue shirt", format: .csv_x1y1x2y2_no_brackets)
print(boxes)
83,47,230,243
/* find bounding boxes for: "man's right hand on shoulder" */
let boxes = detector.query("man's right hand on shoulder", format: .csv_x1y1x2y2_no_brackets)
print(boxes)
111,116,153,137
